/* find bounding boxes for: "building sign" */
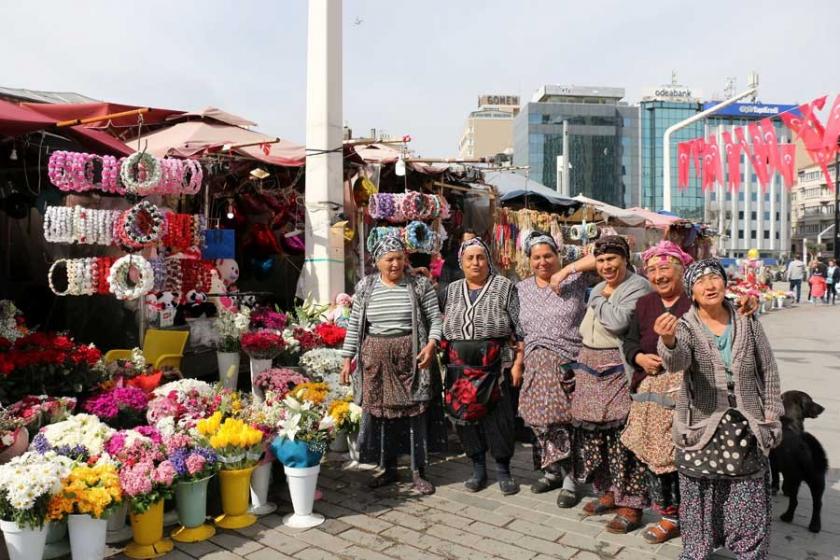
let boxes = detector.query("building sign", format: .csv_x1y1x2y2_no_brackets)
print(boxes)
701,102,799,118
642,85,700,103
537,85,625,100
479,95,519,107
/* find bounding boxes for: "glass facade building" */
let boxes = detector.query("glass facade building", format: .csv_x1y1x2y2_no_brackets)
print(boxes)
513,87,639,208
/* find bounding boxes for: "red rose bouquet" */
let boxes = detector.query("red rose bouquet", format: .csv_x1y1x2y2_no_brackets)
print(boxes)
241,329,285,360
314,323,346,348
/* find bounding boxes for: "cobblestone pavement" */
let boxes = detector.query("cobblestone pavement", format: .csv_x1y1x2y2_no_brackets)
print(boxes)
87,305,840,559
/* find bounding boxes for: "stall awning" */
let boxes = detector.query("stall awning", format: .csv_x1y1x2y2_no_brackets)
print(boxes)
572,194,648,226
484,172,580,208
625,207,683,229
21,102,184,129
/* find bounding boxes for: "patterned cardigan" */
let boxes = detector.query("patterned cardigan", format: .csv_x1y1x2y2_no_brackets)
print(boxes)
343,273,442,407
657,302,783,455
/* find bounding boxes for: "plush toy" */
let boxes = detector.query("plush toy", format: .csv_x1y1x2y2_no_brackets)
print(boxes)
214,259,240,291
176,290,217,324
326,293,353,328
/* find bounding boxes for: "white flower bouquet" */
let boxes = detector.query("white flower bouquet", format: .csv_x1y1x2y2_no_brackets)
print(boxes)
214,306,251,352
0,451,72,528
299,348,343,377
31,414,114,459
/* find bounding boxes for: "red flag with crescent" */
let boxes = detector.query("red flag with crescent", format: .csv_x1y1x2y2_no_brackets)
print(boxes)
778,144,797,189
702,137,722,191
690,138,705,183
721,131,742,191
747,122,771,189
758,118,781,173
677,142,691,189
821,94,840,151
782,96,834,185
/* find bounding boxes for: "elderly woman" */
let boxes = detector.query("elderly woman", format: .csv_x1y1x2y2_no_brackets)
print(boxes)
620,241,694,543
657,259,782,560
571,235,652,534
442,237,524,495
340,236,444,495
516,232,596,506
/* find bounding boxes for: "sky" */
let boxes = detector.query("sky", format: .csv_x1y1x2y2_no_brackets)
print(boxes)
2,0,839,157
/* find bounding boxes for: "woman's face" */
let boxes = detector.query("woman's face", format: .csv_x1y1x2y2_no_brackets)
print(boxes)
377,252,406,283
529,244,560,281
462,246,490,284
691,273,726,308
595,253,627,286
645,259,683,298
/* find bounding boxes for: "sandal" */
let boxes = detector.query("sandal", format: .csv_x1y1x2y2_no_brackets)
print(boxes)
582,492,616,517
412,470,435,496
368,469,399,489
642,518,680,544
606,507,643,534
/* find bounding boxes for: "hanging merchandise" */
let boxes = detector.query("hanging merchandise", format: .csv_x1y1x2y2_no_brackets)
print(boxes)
47,257,116,296
116,200,165,250
107,255,155,300
352,175,377,207
402,221,435,253
44,206,119,245
48,152,125,194
367,192,447,222
161,212,207,251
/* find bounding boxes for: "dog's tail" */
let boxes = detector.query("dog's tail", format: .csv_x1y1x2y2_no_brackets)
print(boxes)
803,432,829,472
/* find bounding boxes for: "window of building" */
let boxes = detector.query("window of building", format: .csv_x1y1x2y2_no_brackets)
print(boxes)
751,231,757,239
775,232,780,239
763,211,770,220
738,192,744,202
726,193,732,201
738,230,744,239
775,212,780,221
751,211,756,220
764,231,770,239
738,211,744,219
751,193,757,202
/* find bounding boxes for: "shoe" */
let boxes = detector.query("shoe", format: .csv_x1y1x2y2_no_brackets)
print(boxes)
582,492,616,517
530,476,562,494
556,488,581,509
464,475,487,492
498,479,520,496
412,470,435,495
368,469,399,489
606,507,643,534
642,518,680,544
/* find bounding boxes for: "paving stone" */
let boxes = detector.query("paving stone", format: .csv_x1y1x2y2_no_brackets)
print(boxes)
508,518,565,542
465,519,523,543
426,523,482,546
257,528,310,555
247,548,296,560
174,538,224,558
559,532,623,556
378,509,431,532
425,509,474,529
290,528,354,551
319,518,353,535
427,540,498,560
385,543,446,560
468,536,537,560
458,505,515,527
515,534,578,558
572,552,606,560
201,552,248,560
295,547,343,560
343,545,397,560
210,531,265,556
339,528,394,551
340,512,395,534
595,529,664,555
379,525,441,550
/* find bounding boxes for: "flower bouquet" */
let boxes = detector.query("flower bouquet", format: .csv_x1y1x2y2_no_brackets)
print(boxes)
31,414,114,461
164,433,219,542
101,348,168,393
146,380,219,435
8,396,76,438
0,300,28,343
249,306,287,331
299,348,344,378
240,330,284,360
327,395,363,435
289,296,329,330
0,451,72,528
253,368,309,400
313,323,346,348
214,306,251,353
0,409,26,461
84,386,149,429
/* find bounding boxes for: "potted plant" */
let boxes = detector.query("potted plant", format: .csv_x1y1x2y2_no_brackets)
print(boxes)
213,306,250,389
196,412,263,530
165,434,219,543
48,461,123,560
270,386,335,528
0,451,71,560
240,330,285,401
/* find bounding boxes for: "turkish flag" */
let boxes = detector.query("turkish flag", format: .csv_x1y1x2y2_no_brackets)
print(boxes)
821,94,840,151
677,142,691,189
690,138,706,182
722,131,742,191
702,137,722,191
747,123,771,189
813,148,835,190
778,144,797,189
758,118,781,173
782,96,834,185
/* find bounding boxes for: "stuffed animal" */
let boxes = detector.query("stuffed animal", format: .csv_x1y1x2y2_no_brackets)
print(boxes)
214,259,240,291
327,293,353,328
176,290,217,324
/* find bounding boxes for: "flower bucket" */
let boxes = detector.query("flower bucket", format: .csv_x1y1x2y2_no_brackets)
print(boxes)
249,358,273,402
249,460,277,516
125,500,173,559
270,437,323,469
0,428,29,465
68,514,107,560
105,500,132,543
775,296,785,309
171,476,215,543
215,466,257,530
329,429,349,453
217,351,241,390
282,464,325,528
347,431,360,464
42,520,70,560
0,520,48,560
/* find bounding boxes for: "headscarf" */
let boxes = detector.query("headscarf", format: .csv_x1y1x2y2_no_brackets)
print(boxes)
641,240,694,268
683,258,727,296
593,235,630,260
523,231,558,257
372,235,406,263
458,237,496,275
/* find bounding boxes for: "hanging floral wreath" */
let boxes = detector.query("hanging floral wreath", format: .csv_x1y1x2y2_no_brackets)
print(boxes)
403,221,435,253
120,152,162,195
119,201,165,248
108,255,155,301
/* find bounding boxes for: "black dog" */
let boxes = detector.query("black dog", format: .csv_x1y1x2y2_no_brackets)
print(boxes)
769,390,827,533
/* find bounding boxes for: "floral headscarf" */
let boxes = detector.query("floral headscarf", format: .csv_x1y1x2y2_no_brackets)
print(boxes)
684,258,727,296
458,237,495,275
372,235,406,263
641,240,693,268
593,235,630,260
523,231,558,257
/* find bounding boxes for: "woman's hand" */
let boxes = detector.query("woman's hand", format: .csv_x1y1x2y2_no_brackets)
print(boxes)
510,360,524,388
549,267,570,293
416,342,437,370
654,312,679,349
340,358,352,385
635,353,663,374
738,295,759,317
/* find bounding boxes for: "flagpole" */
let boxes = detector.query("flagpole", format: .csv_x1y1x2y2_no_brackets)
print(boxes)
663,73,759,212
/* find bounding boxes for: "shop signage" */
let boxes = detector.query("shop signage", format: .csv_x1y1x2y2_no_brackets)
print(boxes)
479,95,519,107
643,85,699,102
701,102,799,118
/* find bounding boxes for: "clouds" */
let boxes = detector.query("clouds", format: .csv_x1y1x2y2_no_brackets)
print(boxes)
1,0,838,157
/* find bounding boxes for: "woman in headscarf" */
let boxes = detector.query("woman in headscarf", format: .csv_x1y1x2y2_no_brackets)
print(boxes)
441,237,525,495
340,236,444,494
570,235,652,534
620,241,694,543
516,231,596,506
657,259,782,560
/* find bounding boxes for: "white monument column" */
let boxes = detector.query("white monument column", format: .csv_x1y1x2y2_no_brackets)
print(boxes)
299,0,344,304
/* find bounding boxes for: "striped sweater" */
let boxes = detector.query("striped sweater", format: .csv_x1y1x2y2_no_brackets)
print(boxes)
442,275,524,342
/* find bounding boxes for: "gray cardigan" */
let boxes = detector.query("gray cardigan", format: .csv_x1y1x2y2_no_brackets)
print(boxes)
657,303,783,456
342,273,442,406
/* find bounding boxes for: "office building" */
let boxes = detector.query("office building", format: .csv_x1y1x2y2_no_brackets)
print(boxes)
512,85,639,208
458,95,519,160
790,162,838,256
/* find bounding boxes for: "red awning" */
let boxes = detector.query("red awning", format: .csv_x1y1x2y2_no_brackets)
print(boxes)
20,102,183,129
0,99,55,136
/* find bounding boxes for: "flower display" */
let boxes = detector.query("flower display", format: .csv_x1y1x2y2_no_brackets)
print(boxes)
8,395,76,436
196,412,264,469
0,409,23,451
0,331,104,403
276,393,335,455
146,381,219,434
249,305,287,331
107,428,174,513
153,378,214,399
299,348,344,377
243,392,286,441
288,382,329,405
253,368,309,398
164,433,219,482
289,296,329,330
48,463,122,520
240,329,285,360
327,396,363,433
214,306,251,352
83,386,149,429
313,323,346,348
0,451,72,528
0,300,28,343
291,327,322,353
31,413,114,460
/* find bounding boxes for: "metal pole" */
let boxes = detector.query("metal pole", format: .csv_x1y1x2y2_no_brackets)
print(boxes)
562,120,570,196
834,144,840,260
663,74,759,212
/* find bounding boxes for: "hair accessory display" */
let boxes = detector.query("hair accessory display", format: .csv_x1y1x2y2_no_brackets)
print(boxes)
108,255,155,300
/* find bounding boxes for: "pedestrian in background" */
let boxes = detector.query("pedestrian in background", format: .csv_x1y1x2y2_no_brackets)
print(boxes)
825,259,839,304
785,255,805,304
